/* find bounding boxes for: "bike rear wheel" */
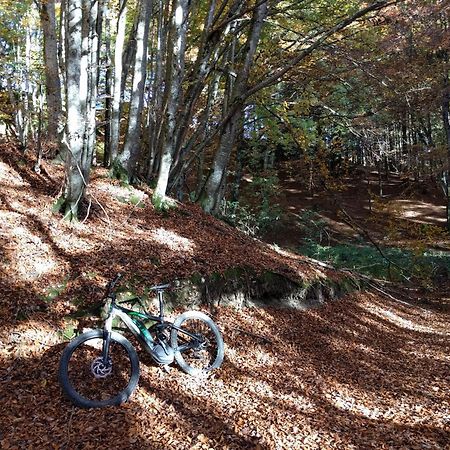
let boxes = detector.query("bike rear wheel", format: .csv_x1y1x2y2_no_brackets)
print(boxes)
59,330,140,408
171,311,224,376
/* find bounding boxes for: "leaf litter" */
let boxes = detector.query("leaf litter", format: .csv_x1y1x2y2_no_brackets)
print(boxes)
0,143,448,449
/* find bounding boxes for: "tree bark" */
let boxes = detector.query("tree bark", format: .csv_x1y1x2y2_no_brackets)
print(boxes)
63,0,86,220
40,0,63,151
84,0,100,173
110,0,128,163
146,0,168,178
199,0,269,214
104,2,112,166
442,71,450,229
152,0,190,206
116,0,152,180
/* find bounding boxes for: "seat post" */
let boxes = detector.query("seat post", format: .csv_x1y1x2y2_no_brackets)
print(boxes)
157,290,164,321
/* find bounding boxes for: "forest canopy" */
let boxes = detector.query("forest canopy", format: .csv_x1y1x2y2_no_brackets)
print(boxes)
0,0,449,227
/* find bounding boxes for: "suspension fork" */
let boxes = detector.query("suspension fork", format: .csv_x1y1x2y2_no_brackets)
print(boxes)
102,312,114,364
157,290,164,321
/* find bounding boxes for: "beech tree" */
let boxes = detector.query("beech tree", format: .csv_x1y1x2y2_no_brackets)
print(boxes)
109,0,128,164
152,0,191,207
7,0,450,227
115,0,152,180
61,0,101,219
38,0,63,151
198,0,268,213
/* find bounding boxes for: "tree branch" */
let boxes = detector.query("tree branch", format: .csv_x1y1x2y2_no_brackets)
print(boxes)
245,1,395,99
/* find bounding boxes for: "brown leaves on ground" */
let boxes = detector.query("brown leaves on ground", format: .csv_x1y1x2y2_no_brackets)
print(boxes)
0,142,325,323
0,292,449,449
0,143,449,448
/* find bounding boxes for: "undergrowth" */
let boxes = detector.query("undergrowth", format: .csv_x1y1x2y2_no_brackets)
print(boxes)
220,175,282,236
299,242,450,282
297,209,450,283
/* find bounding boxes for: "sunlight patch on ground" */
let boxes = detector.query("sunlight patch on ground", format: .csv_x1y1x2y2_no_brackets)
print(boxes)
253,347,277,365
328,391,383,420
393,200,446,223
95,180,148,204
355,342,377,355
0,222,57,281
269,243,295,257
0,161,28,187
50,223,99,251
225,345,277,370
0,320,60,360
363,303,449,336
150,228,195,253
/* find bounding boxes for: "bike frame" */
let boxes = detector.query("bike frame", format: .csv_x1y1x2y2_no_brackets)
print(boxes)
101,290,199,363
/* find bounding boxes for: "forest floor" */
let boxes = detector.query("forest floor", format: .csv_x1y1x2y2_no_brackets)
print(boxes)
263,159,449,251
0,143,449,449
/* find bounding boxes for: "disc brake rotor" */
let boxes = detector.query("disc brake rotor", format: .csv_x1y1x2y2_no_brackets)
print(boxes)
91,356,113,378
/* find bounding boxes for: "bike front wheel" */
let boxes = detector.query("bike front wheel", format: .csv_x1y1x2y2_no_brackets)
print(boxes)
59,330,140,408
171,311,224,376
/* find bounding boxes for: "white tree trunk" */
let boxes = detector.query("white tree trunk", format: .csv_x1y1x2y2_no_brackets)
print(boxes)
84,0,100,174
63,0,87,220
153,0,189,206
117,0,152,179
110,0,128,162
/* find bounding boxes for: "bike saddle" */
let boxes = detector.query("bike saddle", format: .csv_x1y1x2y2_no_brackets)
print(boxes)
149,283,171,291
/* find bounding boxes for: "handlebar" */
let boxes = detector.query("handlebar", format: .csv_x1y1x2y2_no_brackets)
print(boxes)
106,273,123,296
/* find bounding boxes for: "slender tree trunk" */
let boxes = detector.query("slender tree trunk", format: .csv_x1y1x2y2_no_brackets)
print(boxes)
166,3,241,197
170,69,221,193
104,4,113,166
35,85,45,173
110,0,128,163
146,0,170,179
152,0,190,206
23,26,33,145
40,0,63,151
116,0,152,180
84,0,100,173
170,0,220,168
199,0,268,214
442,71,450,229
63,0,86,220
59,0,67,88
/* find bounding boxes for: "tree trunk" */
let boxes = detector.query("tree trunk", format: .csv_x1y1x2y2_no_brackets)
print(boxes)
146,0,167,179
63,0,86,220
110,0,128,163
199,0,268,214
116,0,152,180
104,3,112,166
170,0,221,170
40,0,63,152
442,71,450,230
152,0,190,206
84,0,100,173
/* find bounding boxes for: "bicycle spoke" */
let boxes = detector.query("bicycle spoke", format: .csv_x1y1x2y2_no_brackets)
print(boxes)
65,338,133,403
171,312,224,375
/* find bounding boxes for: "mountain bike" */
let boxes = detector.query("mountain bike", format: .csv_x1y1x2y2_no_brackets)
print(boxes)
58,273,224,408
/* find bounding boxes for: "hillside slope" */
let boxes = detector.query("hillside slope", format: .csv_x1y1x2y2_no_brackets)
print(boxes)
0,142,449,449
0,142,341,321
